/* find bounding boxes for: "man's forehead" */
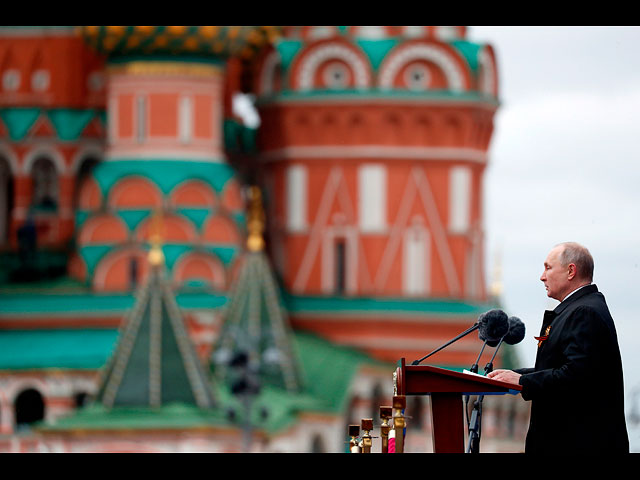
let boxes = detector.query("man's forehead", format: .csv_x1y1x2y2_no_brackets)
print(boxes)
545,246,563,263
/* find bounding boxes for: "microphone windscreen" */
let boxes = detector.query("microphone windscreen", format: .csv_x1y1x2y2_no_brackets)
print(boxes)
504,316,526,345
478,309,509,343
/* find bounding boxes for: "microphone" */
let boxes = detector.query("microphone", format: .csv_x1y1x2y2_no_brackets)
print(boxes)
503,316,526,346
483,316,525,374
478,309,510,344
470,309,509,373
411,309,509,366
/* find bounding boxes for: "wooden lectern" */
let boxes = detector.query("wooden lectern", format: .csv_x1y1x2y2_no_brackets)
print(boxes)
394,358,521,453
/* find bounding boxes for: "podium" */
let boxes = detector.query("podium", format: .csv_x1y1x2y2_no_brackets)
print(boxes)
394,358,521,453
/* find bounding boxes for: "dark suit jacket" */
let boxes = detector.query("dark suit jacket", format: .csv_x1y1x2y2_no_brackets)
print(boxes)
514,284,629,453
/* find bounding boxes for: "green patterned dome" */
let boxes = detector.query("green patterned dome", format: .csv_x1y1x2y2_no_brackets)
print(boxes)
78,25,281,59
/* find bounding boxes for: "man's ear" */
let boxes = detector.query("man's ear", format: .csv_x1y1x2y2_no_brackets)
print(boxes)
567,263,577,280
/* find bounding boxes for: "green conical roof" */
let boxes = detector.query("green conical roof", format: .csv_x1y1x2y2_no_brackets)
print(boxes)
213,250,303,393
95,258,216,409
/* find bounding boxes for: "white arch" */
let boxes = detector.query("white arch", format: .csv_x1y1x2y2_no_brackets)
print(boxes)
259,49,282,96
70,144,104,175
7,378,49,403
0,388,11,434
22,145,66,175
478,47,497,97
297,43,371,90
0,143,20,175
378,43,467,92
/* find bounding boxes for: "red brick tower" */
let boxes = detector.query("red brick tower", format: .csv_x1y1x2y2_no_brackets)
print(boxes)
250,26,500,365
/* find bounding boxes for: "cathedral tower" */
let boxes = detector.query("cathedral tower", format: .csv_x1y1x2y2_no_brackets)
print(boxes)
250,26,500,364
73,26,276,293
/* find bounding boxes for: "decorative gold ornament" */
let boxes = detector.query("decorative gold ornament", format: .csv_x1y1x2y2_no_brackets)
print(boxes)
148,210,165,267
107,61,221,78
246,186,265,252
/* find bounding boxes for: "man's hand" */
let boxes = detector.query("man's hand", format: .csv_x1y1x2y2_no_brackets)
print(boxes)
487,369,522,385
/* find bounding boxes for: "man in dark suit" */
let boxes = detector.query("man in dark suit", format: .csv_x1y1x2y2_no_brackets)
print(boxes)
488,242,629,453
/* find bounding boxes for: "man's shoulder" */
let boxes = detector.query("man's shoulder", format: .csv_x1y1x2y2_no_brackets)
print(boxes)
562,290,617,337
573,289,608,311
559,284,605,311
563,291,608,316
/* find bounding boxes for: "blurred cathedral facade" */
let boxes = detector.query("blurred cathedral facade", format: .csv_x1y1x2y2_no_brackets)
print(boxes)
0,26,528,453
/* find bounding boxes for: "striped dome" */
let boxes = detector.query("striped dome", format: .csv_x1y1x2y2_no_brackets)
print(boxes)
78,26,282,59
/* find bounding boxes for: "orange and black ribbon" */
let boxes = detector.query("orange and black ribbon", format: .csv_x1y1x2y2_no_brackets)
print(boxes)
535,325,552,347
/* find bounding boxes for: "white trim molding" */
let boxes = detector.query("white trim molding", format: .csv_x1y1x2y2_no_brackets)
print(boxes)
261,145,488,164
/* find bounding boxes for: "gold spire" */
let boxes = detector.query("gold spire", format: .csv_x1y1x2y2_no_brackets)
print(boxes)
148,210,165,267
246,186,265,252
489,249,503,298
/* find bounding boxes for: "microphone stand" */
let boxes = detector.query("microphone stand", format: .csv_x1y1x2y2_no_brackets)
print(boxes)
411,323,479,365
466,337,505,454
483,337,503,375
469,340,489,374
465,339,487,424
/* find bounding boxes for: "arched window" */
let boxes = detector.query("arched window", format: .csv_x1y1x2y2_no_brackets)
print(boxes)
334,237,346,295
31,156,58,211
14,388,45,431
0,157,13,245
74,392,89,409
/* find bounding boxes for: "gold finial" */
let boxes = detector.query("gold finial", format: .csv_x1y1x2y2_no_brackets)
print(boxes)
360,418,373,453
489,248,503,298
246,186,265,252
148,210,165,267
392,395,406,453
380,406,392,453
348,425,361,453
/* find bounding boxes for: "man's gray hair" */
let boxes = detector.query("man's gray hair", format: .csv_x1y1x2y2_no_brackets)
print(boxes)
557,242,594,282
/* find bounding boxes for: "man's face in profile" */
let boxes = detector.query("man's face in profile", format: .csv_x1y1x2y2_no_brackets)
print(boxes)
540,246,570,301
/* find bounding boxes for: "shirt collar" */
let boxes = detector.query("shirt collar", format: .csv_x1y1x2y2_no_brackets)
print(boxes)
562,283,592,302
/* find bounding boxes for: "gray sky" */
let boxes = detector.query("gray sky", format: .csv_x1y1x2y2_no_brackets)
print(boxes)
471,26,640,445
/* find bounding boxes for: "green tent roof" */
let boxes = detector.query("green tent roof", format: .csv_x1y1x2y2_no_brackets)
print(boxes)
213,251,304,393
94,262,217,409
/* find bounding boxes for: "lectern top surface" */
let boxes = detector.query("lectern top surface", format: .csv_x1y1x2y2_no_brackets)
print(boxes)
395,359,522,396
